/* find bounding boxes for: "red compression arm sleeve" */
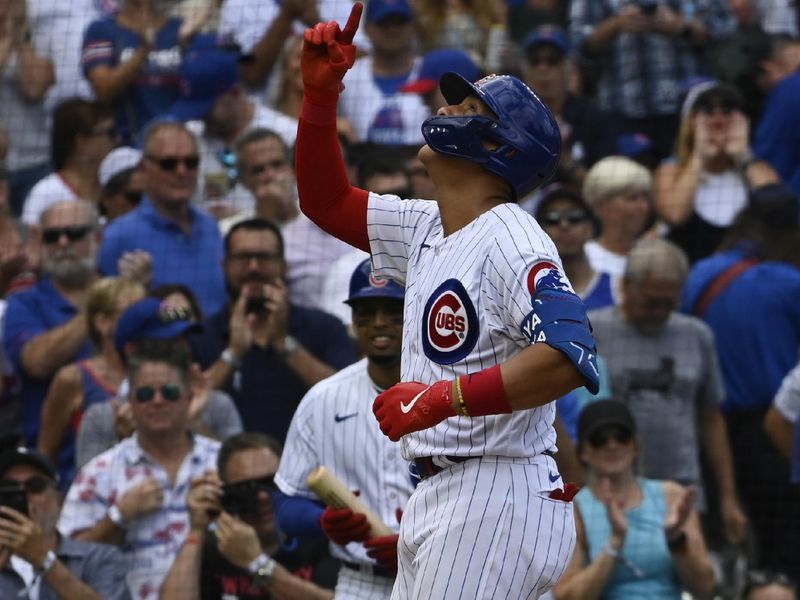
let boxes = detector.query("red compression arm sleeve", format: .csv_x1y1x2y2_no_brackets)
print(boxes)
296,86,370,252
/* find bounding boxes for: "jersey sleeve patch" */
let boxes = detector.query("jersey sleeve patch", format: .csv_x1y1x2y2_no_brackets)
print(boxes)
526,262,575,300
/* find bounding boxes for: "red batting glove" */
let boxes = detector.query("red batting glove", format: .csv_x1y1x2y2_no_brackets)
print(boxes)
363,534,399,573
372,381,455,441
320,507,371,545
301,2,362,91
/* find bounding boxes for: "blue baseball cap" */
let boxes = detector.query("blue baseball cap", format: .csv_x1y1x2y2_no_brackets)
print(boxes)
115,297,202,356
617,133,654,157
169,49,240,122
345,259,405,304
523,25,571,56
366,0,413,23
400,48,480,95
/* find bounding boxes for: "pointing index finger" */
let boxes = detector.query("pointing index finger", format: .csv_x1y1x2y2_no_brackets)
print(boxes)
337,1,363,45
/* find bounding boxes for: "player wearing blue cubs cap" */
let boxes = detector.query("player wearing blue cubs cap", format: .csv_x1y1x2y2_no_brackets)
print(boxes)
295,4,598,598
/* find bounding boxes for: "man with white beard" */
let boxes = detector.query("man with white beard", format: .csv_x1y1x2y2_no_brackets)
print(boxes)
3,200,100,476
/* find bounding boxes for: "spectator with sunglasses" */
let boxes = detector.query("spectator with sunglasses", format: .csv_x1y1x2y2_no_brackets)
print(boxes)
654,80,780,263
58,343,220,600
554,399,715,600
589,238,748,548
0,447,130,599
97,147,144,224
3,200,100,476
21,99,117,230
742,569,798,600
98,121,227,317
161,432,338,599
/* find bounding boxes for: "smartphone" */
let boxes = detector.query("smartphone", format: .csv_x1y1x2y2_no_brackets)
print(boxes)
245,295,269,316
0,485,28,516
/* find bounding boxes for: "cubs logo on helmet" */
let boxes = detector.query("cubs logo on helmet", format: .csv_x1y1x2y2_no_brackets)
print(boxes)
526,261,574,301
421,279,478,364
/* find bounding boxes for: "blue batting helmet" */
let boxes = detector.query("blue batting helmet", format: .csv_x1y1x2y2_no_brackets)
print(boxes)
345,259,405,305
421,73,561,200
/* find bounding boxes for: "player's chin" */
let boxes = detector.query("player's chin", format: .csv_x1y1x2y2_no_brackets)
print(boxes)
367,351,401,366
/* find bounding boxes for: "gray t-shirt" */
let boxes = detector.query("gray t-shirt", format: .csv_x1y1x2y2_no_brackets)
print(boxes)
589,307,725,491
775,362,800,423
75,390,242,468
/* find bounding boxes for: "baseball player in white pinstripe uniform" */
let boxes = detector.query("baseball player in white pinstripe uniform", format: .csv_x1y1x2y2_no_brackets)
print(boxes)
294,4,600,598
275,259,412,599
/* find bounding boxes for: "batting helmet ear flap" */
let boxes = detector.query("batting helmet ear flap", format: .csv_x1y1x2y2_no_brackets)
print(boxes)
422,73,561,200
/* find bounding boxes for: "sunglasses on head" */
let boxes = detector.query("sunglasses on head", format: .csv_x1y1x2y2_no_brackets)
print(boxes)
146,155,200,172
133,384,183,403
541,209,589,227
588,426,633,448
0,475,53,495
42,225,92,245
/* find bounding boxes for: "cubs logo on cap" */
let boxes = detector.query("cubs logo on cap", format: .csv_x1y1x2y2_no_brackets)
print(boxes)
421,279,478,364
369,272,388,288
527,261,574,300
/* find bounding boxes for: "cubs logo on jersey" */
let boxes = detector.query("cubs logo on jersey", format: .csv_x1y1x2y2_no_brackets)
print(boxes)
526,261,574,301
421,279,478,364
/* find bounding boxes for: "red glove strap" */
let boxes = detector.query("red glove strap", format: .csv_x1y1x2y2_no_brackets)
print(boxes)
300,86,340,126
457,365,512,417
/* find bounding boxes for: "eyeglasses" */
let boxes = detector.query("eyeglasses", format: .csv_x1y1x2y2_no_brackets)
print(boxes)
123,190,143,204
245,159,289,177
229,251,282,264
224,476,277,497
146,155,200,172
41,225,92,245
133,384,183,403
588,426,634,448
0,475,54,495
541,210,589,227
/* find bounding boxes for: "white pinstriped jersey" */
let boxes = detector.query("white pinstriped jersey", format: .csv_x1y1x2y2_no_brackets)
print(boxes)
367,193,569,460
275,359,413,565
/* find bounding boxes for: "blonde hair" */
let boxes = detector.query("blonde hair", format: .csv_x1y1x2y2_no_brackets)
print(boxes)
582,156,652,207
86,277,146,347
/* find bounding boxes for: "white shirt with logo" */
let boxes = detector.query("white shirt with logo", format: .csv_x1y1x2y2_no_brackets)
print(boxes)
367,193,565,460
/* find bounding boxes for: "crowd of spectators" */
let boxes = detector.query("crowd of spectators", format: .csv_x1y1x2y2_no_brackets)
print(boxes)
0,0,798,598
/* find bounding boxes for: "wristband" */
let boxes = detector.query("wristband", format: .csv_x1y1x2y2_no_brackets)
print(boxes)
108,503,127,528
221,348,241,369
457,365,512,417
36,550,57,575
249,553,277,586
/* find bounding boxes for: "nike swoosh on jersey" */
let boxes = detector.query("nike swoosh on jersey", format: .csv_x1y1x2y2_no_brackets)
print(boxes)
549,471,560,483
400,388,429,414
334,412,358,423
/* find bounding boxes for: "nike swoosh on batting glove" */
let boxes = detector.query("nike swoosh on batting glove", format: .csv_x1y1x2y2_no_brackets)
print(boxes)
372,381,455,441
320,506,371,545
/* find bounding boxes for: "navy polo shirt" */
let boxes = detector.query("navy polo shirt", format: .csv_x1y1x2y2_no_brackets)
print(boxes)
191,304,357,442
98,198,226,317
3,278,94,444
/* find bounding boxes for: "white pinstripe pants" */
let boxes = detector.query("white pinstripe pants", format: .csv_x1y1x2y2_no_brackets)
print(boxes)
391,455,576,600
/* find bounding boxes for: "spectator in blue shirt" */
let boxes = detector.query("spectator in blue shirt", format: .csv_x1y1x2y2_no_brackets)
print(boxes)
3,200,99,456
98,121,227,317
191,218,357,443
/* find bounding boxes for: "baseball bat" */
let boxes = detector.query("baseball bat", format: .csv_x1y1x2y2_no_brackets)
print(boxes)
307,466,392,538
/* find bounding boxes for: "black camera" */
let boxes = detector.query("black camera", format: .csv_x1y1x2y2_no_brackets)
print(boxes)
637,0,658,15
220,476,276,516
245,295,269,316
0,483,28,517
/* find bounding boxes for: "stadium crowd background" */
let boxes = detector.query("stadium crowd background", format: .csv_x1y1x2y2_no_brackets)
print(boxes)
0,0,799,598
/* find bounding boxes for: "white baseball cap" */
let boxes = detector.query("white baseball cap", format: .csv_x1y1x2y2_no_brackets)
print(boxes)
99,147,142,188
